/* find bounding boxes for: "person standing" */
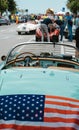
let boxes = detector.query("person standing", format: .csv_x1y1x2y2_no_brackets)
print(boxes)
75,24,79,57
75,14,79,29
65,12,73,42
55,16,65,41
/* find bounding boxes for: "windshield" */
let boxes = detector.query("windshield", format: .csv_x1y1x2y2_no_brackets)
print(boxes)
6,42,79,63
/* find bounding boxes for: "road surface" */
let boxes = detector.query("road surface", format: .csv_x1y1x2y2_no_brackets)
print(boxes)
0,23,76,62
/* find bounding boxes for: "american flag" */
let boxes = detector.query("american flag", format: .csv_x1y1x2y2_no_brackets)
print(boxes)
0,94,79,130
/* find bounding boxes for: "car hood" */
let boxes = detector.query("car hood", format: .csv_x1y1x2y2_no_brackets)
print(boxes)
0,68,79,100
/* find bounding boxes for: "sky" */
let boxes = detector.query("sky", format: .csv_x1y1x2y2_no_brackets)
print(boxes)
15,0,69,14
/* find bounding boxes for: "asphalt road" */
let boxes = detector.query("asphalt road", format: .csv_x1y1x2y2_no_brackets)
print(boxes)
0,23,35,61
0,23,76,63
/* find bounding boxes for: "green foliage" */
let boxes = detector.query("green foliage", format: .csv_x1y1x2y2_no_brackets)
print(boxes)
66,0,79,14
0,0,8,14
0,0,17,14
8,0,17,14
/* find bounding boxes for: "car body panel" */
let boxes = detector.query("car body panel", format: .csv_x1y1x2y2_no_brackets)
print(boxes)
0,67,79,100
0,42,79,129
0,18,10,25
17,22,38,34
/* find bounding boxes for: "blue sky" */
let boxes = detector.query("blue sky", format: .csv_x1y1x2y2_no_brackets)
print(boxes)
15,0,68,14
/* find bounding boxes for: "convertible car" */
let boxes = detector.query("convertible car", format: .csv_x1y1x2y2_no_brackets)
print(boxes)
17,21,39,35
0,42,79,130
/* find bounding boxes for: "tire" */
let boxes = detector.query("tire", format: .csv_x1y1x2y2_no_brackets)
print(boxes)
18,32,21,35
35,36,41,41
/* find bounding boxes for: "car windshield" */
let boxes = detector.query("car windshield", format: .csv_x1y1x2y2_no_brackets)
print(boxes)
5,42,79,63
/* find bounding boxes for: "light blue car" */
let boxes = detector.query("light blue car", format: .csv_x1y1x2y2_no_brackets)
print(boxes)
0,42,79,129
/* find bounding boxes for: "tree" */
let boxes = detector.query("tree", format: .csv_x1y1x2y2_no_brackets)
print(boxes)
8,0,17,14
66,0,79,14
0,0,17,14
0,0,8,14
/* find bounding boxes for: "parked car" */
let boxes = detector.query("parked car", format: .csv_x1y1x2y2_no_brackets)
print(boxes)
0,42,79,129
64,25,76,39
17,21,38,35
18,17,27,23
0,17,10,25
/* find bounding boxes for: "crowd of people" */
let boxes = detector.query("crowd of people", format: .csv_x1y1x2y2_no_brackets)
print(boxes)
29,9,78,43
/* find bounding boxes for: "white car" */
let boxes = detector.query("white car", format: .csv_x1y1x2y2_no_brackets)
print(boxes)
17,21,39,35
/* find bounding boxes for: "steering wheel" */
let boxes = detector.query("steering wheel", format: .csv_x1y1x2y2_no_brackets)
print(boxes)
14,52,37,66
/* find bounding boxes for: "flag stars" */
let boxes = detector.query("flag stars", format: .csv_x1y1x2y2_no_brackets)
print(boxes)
39,117,42,120
4,117,7,120
35,114,38,117
40,110,43,113
9,107,12,110
14,104,17,107
40,104,43,107
1,102,3,105
8,114,11,117
22,116,25,120
23,99,26,101
32,95,35,97
10,97,13,100
17,113,20,116
5,100,8,102
13,115,15,119
31,117,34,120
6,96,9,98
32,99,35,101
27,101,30,104
31,104,34,106
1,98,4,101
14,95,17,98
22,103,25,106
13,109,16,113
0,94,44,122
0,108,3,111
22,110,25,113
9,102,12,104
5,104,8,107
36,101,39,104
19,97,22,100
36,107,39,110
23,95,26,98
31,110,34,113
18,101,21,104
26,114,29,117
26,107,29,110
17,106,20,109
28,97,31,99
14,99,17,102
5,111,7,114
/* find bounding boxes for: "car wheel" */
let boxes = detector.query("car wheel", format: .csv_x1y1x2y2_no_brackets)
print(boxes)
18,32,21,35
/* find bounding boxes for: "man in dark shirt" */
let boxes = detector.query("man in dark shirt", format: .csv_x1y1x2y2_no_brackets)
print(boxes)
40,18,53,42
